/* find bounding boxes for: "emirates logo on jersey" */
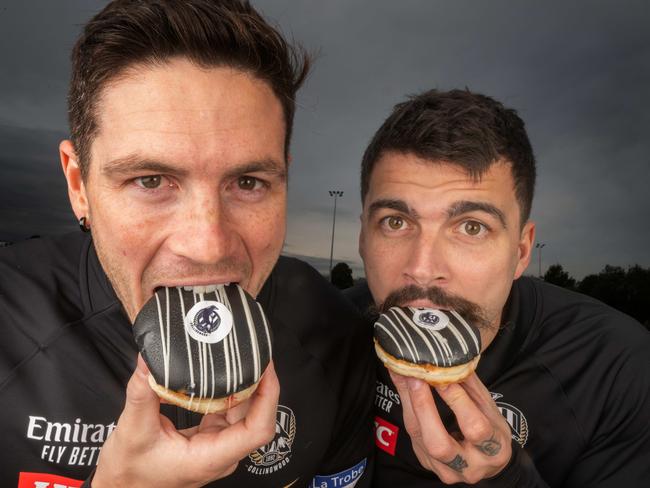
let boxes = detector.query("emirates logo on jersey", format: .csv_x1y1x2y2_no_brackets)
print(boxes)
247,405,296,475
491,392,529,447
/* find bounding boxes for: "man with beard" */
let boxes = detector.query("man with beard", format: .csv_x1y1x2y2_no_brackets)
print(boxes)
0,1,373,487
348,89,650,486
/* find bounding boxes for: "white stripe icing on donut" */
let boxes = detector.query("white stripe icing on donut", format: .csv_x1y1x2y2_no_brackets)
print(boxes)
374,307,481,367
133,284,272,400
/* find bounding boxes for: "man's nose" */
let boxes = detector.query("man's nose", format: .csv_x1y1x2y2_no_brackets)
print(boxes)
167,193,237,265
402,231,450,288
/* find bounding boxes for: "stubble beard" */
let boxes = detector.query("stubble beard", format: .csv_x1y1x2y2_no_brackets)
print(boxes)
92,234,139,322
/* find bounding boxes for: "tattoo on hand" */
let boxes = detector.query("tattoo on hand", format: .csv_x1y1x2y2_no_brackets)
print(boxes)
475,433,501,456
444,454,469,473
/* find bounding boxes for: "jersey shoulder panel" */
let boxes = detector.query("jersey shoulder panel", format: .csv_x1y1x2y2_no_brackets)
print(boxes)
523,277,647,359
268,256,369,345
0,233,87,383
342,281,374,316
0,233,86,329
520,278,650,444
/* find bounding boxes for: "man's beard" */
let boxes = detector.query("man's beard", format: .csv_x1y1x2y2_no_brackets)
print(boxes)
374,284,494,330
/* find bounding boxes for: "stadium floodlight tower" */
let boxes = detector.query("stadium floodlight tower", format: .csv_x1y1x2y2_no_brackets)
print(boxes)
328,190,344,276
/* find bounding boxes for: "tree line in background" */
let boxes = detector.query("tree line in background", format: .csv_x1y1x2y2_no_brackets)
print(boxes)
330,262,355,290
543,264,649,329
331,261,649,330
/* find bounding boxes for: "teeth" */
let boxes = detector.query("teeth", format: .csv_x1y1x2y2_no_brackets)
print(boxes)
180,283,231,293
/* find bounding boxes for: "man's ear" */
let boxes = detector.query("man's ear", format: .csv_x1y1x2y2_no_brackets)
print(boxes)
514,221,535,279
358,213,366,261
59,140,89,221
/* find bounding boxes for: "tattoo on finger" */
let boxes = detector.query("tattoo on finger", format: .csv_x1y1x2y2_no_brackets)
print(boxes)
475,432,501,456
444,454,468,473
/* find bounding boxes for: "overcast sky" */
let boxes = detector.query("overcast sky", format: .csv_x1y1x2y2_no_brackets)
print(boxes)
1,0,648,279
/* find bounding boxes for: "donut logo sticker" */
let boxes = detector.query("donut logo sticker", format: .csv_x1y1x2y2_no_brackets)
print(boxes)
185,300,233,344
195,305,221,333
413,309,449,331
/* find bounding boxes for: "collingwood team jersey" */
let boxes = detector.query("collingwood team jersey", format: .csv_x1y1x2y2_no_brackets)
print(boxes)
345,278,650,487
0,233,374,488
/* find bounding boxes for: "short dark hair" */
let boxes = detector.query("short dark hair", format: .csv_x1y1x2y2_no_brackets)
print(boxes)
361,89,536,223
69,0,310,178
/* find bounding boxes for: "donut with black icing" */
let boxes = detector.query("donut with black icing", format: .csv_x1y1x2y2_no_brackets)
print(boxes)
374,307,481,386
133,284,272,413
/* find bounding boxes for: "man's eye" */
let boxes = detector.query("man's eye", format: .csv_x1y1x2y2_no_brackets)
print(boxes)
135,175,162,189
382,215,406,231
460,220,486,236
238,176,261,191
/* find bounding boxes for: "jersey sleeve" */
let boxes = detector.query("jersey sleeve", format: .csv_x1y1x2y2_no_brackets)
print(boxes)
479,440,550,488
561,334,650,486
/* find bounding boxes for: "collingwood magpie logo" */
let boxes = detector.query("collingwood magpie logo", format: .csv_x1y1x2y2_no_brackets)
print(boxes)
184,300,233,344
413,309,449,331
491,392,529,447
247,405,296,475
194,305,221,334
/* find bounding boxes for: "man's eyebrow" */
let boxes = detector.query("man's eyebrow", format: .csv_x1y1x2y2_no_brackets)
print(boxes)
102,155,188,178
101,155,286,180
367,199,419,218
222,158,287,181
448,200,507,228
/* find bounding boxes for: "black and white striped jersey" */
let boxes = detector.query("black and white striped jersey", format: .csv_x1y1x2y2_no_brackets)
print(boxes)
346,279,650,487
0,232,375,488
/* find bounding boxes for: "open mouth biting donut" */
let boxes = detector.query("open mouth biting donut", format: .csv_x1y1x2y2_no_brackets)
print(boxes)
374,307,481,386
133,284,272,414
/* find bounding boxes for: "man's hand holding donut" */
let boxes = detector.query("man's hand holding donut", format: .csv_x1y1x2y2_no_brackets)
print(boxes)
92,358,279,488
390,371,512,485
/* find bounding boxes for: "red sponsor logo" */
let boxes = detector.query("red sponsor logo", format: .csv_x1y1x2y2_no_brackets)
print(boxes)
374,416,399,456
18,472,83,488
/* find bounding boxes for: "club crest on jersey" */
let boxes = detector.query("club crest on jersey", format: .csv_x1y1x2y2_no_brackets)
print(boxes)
247,405,296,475
184,300,233,344
491,392,529,447
413,309,449,331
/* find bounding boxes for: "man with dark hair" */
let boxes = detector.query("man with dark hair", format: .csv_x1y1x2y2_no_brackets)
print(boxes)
350,89,649,485
0,1,373,486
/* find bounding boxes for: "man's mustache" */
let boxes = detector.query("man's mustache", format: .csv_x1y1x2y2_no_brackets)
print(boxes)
373,284,492,330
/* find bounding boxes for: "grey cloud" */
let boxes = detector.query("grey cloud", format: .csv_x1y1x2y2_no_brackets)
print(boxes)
1,0,648,279
257,0,650,279
0,125,75,240
282,251,364,278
